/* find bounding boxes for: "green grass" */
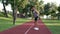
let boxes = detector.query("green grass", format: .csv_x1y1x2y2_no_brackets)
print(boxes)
42,19,60,34
0,17,30,32
0,12,4,17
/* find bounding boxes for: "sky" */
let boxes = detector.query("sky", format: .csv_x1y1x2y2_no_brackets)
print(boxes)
0,0,60,11
0,2,12,11
0,3,3,11
43,0,60,6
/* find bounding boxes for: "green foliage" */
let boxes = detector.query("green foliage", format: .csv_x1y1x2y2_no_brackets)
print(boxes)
57,5,60,19
0,12,5,17
58,5,60,12
50,3,58,17
29,0,41,11
43,2,58,17
44,3,51,15
18,0,28,13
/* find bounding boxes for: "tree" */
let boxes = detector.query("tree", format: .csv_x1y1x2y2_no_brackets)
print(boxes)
39,0,44,16
2,0,8,17
50,3,58,19
8,0,29,25
6,0,18,25
18,0,28,14
57,5,60,20
44,3,51,16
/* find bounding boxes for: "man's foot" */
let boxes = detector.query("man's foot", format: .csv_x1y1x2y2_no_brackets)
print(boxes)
34,27,39,30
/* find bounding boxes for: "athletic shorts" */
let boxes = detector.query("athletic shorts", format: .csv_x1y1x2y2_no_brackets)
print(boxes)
34,16,38,21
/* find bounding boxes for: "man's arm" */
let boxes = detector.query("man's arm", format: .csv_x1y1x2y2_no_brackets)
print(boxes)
31,11,34,20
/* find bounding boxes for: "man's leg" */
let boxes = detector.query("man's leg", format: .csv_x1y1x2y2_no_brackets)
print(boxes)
34,20,38,27
34,17,39,30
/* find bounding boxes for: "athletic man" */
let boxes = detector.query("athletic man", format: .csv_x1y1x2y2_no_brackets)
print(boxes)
31,6,39,30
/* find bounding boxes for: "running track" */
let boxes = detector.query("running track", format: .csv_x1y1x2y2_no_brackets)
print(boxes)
0,20,52,34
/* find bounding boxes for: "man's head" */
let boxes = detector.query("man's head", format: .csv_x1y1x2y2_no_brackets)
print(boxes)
30,6,35,11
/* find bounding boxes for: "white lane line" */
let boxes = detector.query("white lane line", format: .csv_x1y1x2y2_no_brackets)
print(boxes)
24,25,33,34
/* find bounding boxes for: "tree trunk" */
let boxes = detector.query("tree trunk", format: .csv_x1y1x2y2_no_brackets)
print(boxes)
12,0,18,25
58,16,60,20
13,7,17,25
58,13,60,20
13,8,15,25
2,0,8,17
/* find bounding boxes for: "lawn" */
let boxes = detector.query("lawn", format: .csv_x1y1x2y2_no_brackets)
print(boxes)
42,19,60,34
0,17,30,32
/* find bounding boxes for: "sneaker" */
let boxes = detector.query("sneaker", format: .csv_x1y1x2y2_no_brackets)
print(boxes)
34,27,39,30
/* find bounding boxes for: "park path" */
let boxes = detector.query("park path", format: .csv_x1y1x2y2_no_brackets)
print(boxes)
0,20,52,34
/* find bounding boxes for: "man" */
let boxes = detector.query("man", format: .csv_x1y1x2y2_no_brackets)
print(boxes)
31,6,39,30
